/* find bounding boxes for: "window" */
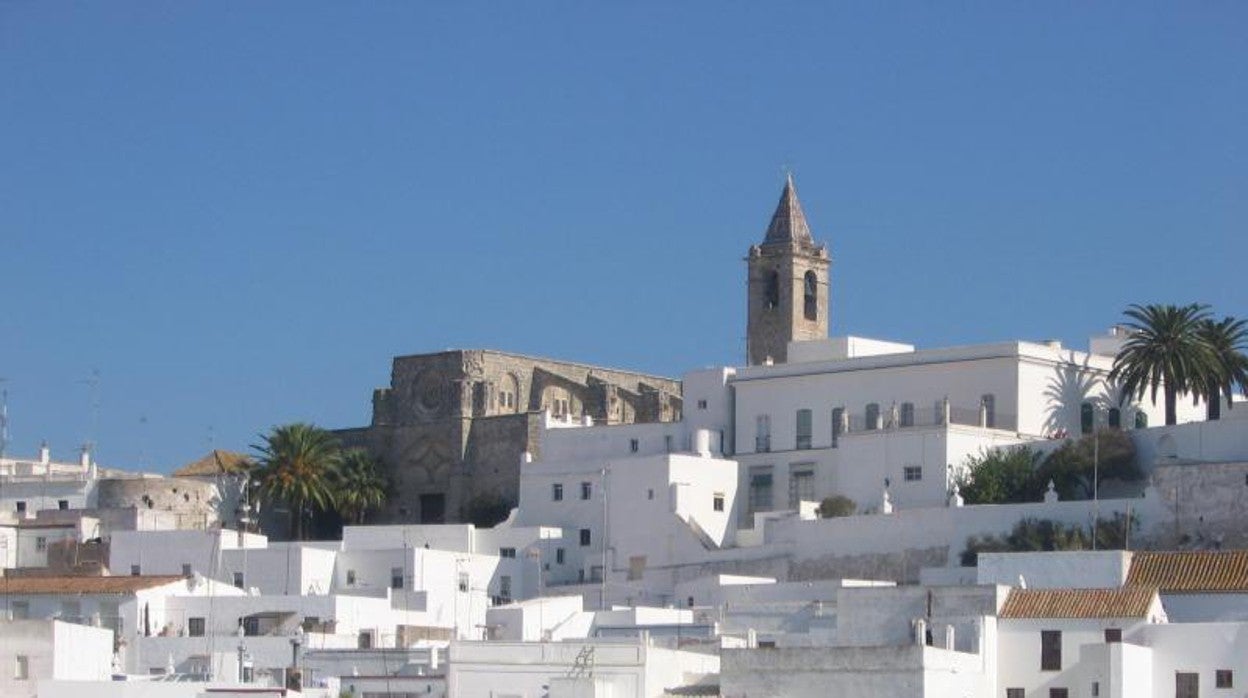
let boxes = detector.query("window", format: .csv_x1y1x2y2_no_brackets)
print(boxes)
755,415,771,452
1216,670,1233,688
903,466,922,482
1135,411,1148,429
15,501,26,514
900,402,915,428
499,547,516,559
457,572,469,592
579,529,591,546
981,394,996,428
35,537,47,552
556,548,565,564
713,493,725,512
1104,627,1122,643
764,270,780,309
499,575,512,602
1108,407,1121,429
664,434,674,452
788,468,814,508
647,489,654,500
1176,672,1199,698
1041,630,1062,671
391,567,404,589
581,482,592,500
1092,682,1100,697
358,630,374,649
243,616,260,636
346,569,357,585
1081,402,1095,435
748,468,774,513
14,655,29,680
182,563,193,577
1006,690,1024,698
57,499,69,510
188,617,205,637
831,407,845,447
795,409,812,449
590,565,603,582
132,565,142,577
1050,690,1068,698
629,438,639,453
803,271,818,321
10,601,29,620
697,399,708,410
232,571,244,588
552,483,563,501
865,403,880,430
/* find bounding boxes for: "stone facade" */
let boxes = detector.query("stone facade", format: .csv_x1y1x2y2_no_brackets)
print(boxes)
746,175,830,366
336,349,681,525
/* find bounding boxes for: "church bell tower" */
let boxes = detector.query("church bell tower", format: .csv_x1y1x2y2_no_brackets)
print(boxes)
746,174,830,365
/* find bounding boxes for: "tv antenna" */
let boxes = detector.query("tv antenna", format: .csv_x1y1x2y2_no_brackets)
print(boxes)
77,368,101,453
0,378,9,459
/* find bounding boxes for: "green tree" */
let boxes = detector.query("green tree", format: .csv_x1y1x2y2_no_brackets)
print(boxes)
957,446,1044,505
1196,316,1248,421
1037,428,1139,500
252,423,341,540
461,492,515,528
334,449,388,525
1110,303,1215,425
816,495,856,518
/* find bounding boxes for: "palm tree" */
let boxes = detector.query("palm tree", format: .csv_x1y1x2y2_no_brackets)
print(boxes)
1109,303,1215,425
251,423,341,540
1197,316,1248,420
334,449,388,525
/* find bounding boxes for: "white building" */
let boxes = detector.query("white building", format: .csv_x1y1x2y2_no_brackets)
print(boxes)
0,619,114,698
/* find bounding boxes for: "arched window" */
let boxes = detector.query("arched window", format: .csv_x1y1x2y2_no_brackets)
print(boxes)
1134,411,1149,429
1107,407,1121,429
803,271,818,321
899,402,915,428
831,407,845,446
764,271,780,309
865,403,880,431
1080,402,1095,435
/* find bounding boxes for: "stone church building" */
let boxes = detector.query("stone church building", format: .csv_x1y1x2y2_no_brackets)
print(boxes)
336,175,824,525
335,350,682,524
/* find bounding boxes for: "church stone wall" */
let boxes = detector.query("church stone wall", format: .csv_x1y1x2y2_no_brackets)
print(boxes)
335,349,681,528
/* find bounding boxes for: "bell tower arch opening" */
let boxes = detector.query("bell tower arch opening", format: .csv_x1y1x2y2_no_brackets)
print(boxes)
746,174,831,365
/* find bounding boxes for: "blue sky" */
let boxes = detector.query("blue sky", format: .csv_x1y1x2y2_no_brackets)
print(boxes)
1,3,1245,471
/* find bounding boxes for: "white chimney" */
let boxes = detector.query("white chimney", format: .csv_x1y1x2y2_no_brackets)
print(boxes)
694,429,712,457
39,441,50,465
80,444,91,470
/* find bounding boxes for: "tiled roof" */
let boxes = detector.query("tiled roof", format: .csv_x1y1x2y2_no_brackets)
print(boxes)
762,174,814,246
0,575,186,595
1126,551,1248,593
173,450,253,477
999,587,1157,619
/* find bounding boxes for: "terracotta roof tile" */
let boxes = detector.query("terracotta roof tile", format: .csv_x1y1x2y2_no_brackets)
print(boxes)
1126,551,1248,593
173,450,253,477
999,587,1157,619
0,575,186,595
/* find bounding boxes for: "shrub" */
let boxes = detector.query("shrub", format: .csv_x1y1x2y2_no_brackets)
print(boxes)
817,495,856,518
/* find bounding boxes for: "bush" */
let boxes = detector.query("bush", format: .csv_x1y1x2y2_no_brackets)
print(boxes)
1037,428,1140,501
461,493,514,528
957,446,1045,505
960,512,1138,566
817,495,856,518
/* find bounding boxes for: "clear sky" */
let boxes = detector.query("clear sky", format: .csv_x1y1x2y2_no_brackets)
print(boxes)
1,3,1245,472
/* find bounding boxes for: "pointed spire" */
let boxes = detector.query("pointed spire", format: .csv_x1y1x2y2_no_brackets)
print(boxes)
763,173,814,245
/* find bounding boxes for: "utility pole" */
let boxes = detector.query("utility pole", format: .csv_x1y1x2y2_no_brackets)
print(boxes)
600,467,609,611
